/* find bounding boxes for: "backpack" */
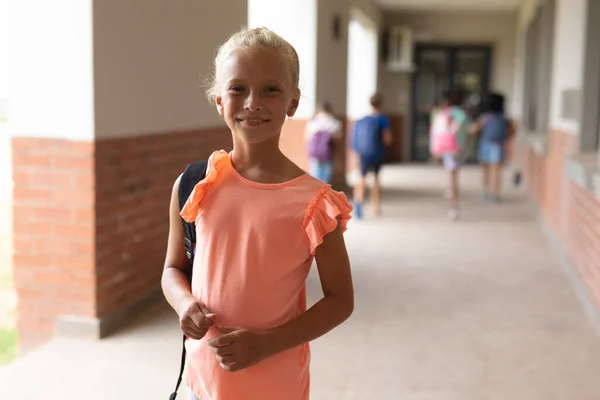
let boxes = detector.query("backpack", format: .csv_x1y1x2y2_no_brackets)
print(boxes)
170,160,208,400
482,113,508,143
429,108,461,156
351,115,382,159
307,130,333,162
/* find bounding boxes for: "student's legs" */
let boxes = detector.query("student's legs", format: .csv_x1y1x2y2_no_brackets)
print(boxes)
353,164,367,219
490,163,502,197
322,161,334,184
443,154,460,219
481,163,490,193
371,173,381,215
354,175,366,204
450,169,459,209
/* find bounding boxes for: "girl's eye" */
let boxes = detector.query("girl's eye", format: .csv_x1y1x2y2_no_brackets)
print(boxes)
266,86,280,93
229,86,244,92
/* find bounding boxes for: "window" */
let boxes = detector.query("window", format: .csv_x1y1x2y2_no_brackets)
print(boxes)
580,0,600,152
522,0,555,134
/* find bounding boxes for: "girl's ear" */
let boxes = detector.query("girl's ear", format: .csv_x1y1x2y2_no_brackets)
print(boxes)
287,92,300,117
216,96,224,116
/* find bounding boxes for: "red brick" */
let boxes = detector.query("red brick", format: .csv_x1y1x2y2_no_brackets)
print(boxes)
33,270,70,287
13,188,52,203
12,154,52,168
76,241,95,256
29,171,75,190
14,220,53,236
54,223,95,240
75,172,95,189
53,156,94,171
54,256,95,271
13,170,30,186
14,254,52,268
74,209,95,225
33,206,73,221
53,189,95,206
37,239,78,256
63,141,95,157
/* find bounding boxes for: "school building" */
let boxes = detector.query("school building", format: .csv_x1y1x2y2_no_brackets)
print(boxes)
4,0,600,373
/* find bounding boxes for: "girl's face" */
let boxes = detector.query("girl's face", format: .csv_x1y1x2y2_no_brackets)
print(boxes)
215,47,300,144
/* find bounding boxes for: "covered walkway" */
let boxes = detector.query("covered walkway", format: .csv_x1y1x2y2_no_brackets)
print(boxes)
2,165,599,399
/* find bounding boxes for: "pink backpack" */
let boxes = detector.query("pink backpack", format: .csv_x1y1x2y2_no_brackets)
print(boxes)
430,108,460,156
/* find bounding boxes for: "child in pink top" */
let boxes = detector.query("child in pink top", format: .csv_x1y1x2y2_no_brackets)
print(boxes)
161,27,354,400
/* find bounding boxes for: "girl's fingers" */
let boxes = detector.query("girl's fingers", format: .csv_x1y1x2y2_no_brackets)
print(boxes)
183,325,208,340
217,354,236,365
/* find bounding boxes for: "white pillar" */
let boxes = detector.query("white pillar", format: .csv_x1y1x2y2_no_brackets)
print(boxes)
248,0,317,119
9,0,95,141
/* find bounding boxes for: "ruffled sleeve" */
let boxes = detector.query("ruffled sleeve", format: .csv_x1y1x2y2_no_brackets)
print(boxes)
179,151,227,223
303,185,353,255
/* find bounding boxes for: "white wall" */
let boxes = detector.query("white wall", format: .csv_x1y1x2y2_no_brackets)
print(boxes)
512,0,540,122
350,0,382,28
347,10,379,120
315,0,350,116
549,0,587,134
0,0,7,100
94,0,247,139
9,0,95,141
248,0,317,119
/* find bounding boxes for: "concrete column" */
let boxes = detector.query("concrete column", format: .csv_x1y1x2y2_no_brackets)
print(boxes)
10,0,246,351
9,0,96,350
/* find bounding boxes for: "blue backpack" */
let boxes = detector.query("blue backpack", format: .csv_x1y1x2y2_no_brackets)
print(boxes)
482,113,508,143
352,116,382,159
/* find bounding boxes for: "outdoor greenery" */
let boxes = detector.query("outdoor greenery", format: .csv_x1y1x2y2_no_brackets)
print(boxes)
0,327,17,364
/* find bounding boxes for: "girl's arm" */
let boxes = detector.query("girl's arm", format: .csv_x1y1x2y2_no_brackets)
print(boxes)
269,221,354,350
208,221,354,371
162,176,215,339
469,118,484,135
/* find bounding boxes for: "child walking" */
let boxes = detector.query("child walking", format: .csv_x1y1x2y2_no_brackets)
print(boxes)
429,89,468,220
304,102,343,183
470,92,514,202
161,27,354,400
351,94,392,218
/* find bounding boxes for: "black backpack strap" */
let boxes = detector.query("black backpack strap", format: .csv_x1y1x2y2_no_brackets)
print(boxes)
170,160,208,400
177,161,209,273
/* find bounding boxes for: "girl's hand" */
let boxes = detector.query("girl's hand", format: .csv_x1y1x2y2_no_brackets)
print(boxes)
207,326,274,372
177,296,215,340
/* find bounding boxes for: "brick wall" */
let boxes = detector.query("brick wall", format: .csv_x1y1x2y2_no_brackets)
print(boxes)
12,138,96,350
94,128,232,319
565,182,600,306
12,127,232,350
521,128,600,309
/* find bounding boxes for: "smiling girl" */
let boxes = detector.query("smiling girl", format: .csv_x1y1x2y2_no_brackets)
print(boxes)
161,27,355,400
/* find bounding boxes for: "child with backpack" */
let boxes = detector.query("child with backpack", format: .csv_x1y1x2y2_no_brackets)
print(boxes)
351,94,392,218
161,27,354,400
429,89,468,220
304,102,342,183
471,92,514,202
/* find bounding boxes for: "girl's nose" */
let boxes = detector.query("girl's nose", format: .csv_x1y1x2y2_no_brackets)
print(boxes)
244,91,262,111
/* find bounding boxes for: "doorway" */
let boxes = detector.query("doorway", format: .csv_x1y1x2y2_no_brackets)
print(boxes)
411,44,492,162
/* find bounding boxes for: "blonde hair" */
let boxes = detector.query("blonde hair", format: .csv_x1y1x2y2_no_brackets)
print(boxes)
205,27,300,103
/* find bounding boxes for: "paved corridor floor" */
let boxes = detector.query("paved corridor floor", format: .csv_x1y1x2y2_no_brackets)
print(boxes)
1,165,600,399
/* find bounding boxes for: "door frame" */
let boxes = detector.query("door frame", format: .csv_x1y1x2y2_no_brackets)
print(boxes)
410,43,493,162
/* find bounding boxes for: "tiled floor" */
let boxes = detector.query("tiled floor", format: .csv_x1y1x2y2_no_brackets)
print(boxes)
1,164,600,399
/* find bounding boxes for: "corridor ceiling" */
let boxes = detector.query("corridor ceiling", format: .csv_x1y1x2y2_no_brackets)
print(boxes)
375,0,523,12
